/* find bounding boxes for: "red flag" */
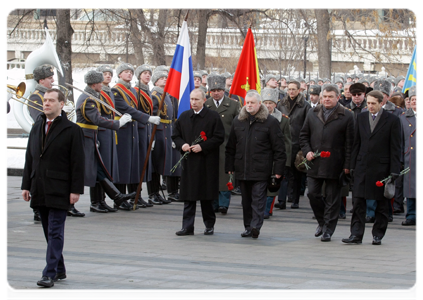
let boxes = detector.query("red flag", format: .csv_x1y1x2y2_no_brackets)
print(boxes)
229,28,261,104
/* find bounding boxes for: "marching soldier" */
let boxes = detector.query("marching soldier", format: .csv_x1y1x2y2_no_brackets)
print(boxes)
112,63,161,210
149,71,179,204
75,70,136,213
204,74,241,214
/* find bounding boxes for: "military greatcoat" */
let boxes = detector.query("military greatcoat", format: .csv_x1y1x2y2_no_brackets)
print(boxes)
400,109,416,198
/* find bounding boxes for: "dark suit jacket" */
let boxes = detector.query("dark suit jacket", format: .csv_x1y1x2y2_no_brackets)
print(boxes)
21,111,85,210
351,109,401,200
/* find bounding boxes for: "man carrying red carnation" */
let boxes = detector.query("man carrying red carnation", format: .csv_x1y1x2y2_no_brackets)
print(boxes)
342,90,401,245
299,84,354,242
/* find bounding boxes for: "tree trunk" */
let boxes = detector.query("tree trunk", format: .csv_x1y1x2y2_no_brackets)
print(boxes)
196,10,209,70
154,9,168,65
315,9,331,79
55,9,74,102
128,10,145,65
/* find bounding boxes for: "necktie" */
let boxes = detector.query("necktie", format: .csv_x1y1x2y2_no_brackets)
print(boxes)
372,114,376,120
216,100,219,107
46,121,52,135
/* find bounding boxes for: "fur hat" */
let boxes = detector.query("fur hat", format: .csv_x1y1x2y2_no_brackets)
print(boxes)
155,65,169,74
200,70,208,77
222,72,233,79
135,64,153,79
193,71,202,80
350,83,366,94
309,85,321,95
207,74,226,90
373,79,392,96
96,65,114,76
408,85,416,98
261,88,278,104
116,63,134,75
394,75,405,86
84,70,104,85
151,71,168,86
265,74,277,84
335,77,343,84
33,64,54,82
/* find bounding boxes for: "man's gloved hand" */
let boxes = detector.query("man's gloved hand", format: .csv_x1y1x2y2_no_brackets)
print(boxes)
63,105,74,113
119,113,132,128
148,116,161,125
390,173,399,182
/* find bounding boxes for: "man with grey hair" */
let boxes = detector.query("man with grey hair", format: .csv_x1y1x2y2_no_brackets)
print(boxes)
226,90,286,238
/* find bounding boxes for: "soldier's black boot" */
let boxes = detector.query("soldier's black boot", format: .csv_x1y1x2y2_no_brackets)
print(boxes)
100,178,136,207
90,183,108,213
97,184,117,212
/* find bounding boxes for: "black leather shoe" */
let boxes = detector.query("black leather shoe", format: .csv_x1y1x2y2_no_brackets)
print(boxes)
90,203,108,213
291,203,299,209
138,197,153,207
114,200,132,211
128,199,142,209
372,236,382,245
388,216,393,222
349,209,353,213
321,232,331,242
204,228,214,235
33,209,41,221
67,205,85,217
241,229,252,237
167,193,180,202
54,272,66,282
402,219,416,226
342,235,362,244
99,199,118,212
175,228,194,236
393,207,404,214
148,194,162,205
365,216,375,223
274,202,286,209
339,213,346,219
37,276,54,287
218,206,228,215
251,227,260,238
264,214,270,219
231,186,242,195
314,225,323,237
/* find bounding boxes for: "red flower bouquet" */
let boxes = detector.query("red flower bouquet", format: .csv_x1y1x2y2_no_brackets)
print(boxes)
227,174,234,191
297,150,331,170
375,167,410,187
171,132,207,173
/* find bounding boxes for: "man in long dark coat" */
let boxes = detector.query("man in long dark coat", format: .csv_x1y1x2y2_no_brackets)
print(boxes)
299,84,354,242
172,88,225,236
21,88,84,287
342,90,401,245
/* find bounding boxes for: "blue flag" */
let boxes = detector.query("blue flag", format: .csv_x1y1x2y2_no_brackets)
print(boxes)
402,46,417,93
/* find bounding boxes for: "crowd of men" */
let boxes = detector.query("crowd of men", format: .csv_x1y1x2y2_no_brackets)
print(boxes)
20,62,416,287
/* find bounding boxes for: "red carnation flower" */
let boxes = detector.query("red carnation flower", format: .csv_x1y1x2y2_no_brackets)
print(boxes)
200,131,206,136
376,181,384,187
202,135,207,141
227,182,234,191
320,151,327,158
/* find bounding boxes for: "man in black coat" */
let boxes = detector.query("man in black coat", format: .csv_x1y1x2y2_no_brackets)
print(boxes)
299,84,354,242
342,90,401,245
172,88,225,236
226,90,286,239
21,89,85,287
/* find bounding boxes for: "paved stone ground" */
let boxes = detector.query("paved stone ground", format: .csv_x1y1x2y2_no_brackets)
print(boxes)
6,175,418,298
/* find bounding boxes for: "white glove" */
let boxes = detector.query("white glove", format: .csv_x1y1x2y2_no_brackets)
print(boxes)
172,142,176,149
119,113,132,128
152,140,155,151
148,116,161,125
63,105,73,113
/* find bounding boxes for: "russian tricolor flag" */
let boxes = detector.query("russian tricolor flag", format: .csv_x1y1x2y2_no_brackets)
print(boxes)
164,21,195,118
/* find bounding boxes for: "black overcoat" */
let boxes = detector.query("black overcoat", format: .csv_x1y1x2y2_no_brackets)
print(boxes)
299,104,354,179
21,111,85,210
351,109,401,200
172,107,225,201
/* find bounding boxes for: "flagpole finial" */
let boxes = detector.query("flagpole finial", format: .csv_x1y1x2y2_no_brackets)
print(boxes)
184,10,189,21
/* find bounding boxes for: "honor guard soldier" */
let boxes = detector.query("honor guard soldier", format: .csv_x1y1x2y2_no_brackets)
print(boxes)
28,64,55,122
76,70,136,213
193,71,203,89
372,79,403,117
222,72,244,106
149,71,178,204
112,63,161,210
265,74,286,103
200,70,208,93
204,74,241,214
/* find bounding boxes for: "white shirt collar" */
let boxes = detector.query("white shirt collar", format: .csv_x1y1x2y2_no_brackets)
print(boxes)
194,107,203,114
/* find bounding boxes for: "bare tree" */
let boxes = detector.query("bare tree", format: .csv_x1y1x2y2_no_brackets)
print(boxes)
315,9,331,78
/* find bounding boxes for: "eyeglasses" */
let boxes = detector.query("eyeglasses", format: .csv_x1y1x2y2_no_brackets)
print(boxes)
352,93,363,97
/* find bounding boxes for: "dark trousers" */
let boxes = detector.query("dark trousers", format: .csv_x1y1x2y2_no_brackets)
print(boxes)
166,176,179,194
288,166,304,204
393,176,405,211
182,200,216,231
38,206,68,278
350,196,389,239
240,180,268,230
307,177,341,235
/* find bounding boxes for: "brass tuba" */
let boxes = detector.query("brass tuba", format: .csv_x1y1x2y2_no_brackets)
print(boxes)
13,28,64,132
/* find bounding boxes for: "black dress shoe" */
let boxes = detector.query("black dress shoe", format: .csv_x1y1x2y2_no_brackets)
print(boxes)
114,200,132,211
251,227,260,238
264,214,270,219
138,197,153,207
128,199,144,209
148,194,162,205
218,206,228,215
67,205,85,217
54,272,66,282
231,186,242,195
37,276,54,287
99,200,118,212
156,193,171,204
342,235,362,244
388,216,393,222
372,236,382,245
241,229,252,237
339,213,346,219
291,203,299,209
167,193,180,202
274,202,286,209
204,227,214,235
321,232,331,242
365,216,375,223
175,228,194,236
393,208,404,214
402,219,416,226
90,203,108,213
314,225,323,237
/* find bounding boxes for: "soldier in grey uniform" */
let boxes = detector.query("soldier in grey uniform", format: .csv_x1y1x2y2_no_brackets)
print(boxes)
28,64,55,123
204,74,241,214
75,70,136,213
